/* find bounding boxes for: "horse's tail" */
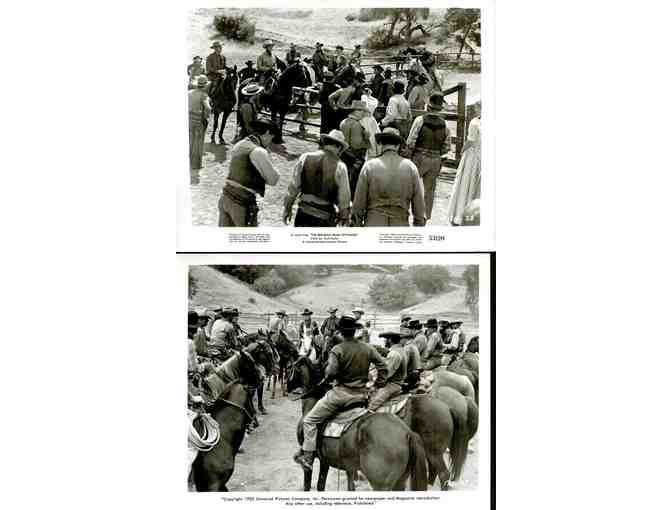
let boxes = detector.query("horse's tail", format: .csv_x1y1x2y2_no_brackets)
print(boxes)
466,397,479,440
449,409,470,481
407,431,428,491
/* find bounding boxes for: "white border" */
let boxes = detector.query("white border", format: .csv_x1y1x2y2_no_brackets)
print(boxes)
177,252,492,508
177,1,495,252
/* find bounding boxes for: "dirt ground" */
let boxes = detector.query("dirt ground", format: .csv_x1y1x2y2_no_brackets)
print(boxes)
190,115,457,227
225,386,479,491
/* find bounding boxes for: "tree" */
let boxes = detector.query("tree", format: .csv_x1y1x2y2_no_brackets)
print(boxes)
212,265,271,284
441,8,481,61
368,273,419,310
252,270,287,296
464,265,479,319
409,265,451,295
364,8,432,49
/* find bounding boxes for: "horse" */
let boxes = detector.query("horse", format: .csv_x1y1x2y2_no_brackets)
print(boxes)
208,66,238,145
259,61,312,144
445,352,479,404
240,332,276,413
431,368,476,401
408,57,442,93
267,330,299,399
287,357,428,491
192,351,260,491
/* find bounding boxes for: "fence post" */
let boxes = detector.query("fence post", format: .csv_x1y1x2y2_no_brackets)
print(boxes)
455,82,467,162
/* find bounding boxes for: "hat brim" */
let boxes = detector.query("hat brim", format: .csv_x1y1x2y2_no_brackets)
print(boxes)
375,133,403,145
320,134,348,149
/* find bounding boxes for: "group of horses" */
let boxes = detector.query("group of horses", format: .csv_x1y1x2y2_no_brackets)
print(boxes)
190,329,479,493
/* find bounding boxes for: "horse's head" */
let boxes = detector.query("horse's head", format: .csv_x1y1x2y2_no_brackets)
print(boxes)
286,356,315,394
237,349,261,387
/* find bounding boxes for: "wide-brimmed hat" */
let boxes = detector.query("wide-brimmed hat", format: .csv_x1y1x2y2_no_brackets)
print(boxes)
372,64,384,72
250,119,278,136
193,55,202,61
401,314,412,321
328,306,338,313
196,75,209,88
384,67,392,76
348,100,369,112
245,60,254,66
301,308,313,316
241,82,263,96
408,319,422,330
188,311,199,327
354,44,361,48
276,310,287,316
439,320,451,328
222,306,236,316
336,45,344,50
320,129,349,150
428,92,445,111
263,40,274,48
352,307,365,314
212,306,224,314
425,318,438,328
232,308,240,316
315,42,323,48
211,41,222,49
375,127,403,145
450,320,464,327
338,314,358,331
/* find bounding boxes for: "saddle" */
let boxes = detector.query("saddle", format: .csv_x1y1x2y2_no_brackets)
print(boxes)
319,394,411,439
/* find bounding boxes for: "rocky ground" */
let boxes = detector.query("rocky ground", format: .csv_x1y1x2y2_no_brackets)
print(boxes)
190,115,457,227
225,387,479,491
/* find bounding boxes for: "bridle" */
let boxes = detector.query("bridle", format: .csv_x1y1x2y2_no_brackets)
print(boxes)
218,397,255,422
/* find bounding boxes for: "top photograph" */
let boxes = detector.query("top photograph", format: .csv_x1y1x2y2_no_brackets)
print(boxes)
181,6,491,250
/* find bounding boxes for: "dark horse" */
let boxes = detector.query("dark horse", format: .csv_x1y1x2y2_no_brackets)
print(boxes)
289,357,468,490
259,61,311,144
240,333,276,413
287,357,428,491
192,350,259,491
209,65,238,145
267,330,299,399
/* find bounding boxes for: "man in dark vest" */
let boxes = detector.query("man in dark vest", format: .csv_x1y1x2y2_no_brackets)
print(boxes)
320,307,339,340
294,315,388,472
238,60,256,82
369,64,384,99
218,119,280,227
406,92,452,221
319,70,341,133
283,129,351,227
312,42,328,83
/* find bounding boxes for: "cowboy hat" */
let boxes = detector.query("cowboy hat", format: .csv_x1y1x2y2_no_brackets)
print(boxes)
375,127,403,145
372,64,384,72
327,306,338,313
301,308,313,316
335,45,344,50
231,308,240,316
319,129,349,150
408,319,422,330
450,320,464,327
352,307,365,314
276,310,287,316
196,75,209,88
241,82,263,96
338,315,358,331
212,306,224,314
425,318,438,328
401,314,412,321
348,100,369,112
315,42,323,48
193,55,202,61
379,331,402,339
221,306,236,316
263,40,274,48
250,119,278,136
245,60,254,66
428,92,445,111
210,41,222,48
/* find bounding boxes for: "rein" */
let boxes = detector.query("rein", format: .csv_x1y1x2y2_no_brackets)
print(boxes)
218,398,255,422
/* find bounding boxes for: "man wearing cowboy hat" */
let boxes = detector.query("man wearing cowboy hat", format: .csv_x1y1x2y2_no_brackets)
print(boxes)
237,82,263,140
329,45,347,73
188,75,213,174
218,119,280,227
351,127,426,227
238,60,256,82
406,91,452,221
368,330,407,411
339,100,371,196
328,74,364,128
319,70,341,133
192,308,211,356
422,318,444,370
381,81,412,141
209,306,238,360
257,40,277,83
320,307,339,340
408,74,430,113
444,320,466,354
297,308,320,340
401,328,422,389
351,44,362,65
206,40,227,82
286,42,299,66
408,319,427,357
283,129,351,227
376,68,395,117
312,42,328,83
369,64,385,100
187,56,205,89
294,315,388,472
268,310,288,339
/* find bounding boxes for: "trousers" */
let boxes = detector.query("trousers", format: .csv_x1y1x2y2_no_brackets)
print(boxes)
218,191,258,227
294,208,333,227
302,385,367,452
412,151,442,220
367,382,402,411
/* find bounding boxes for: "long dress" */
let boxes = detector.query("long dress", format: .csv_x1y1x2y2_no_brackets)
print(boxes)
447,118,481,225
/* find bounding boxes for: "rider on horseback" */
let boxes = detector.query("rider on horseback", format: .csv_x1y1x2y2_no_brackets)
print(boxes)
257,40,277,85
209,306,238,360
294,315,388,472
368,331,408,411
422,318,444,370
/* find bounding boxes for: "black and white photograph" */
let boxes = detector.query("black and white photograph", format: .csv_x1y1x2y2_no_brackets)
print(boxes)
184,254,491,495
185,7,484,231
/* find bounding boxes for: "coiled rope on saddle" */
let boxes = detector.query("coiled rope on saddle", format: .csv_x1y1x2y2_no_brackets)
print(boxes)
188,410,221,452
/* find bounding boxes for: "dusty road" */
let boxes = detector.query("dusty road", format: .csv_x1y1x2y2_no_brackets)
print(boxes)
191,114,458,227
226,386,479,491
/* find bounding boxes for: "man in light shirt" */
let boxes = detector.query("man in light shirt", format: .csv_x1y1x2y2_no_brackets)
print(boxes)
407,74,430,114
283,129,351,227
380,81,412,141
257,40,277,83
218,119,280,227
406,92,452,221
210,306,237,360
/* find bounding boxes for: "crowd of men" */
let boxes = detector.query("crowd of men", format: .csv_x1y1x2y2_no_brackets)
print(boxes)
188,38,482,227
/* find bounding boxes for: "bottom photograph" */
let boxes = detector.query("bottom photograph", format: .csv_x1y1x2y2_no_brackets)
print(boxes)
181,254,492,497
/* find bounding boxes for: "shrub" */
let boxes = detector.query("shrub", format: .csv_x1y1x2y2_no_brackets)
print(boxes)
275,266,312,288
358,8,391,22
252,270,287,296
409,265,451,295
365,27,402,50
368,273,419,310
345,14,356,22
248,297,256,304
213,14,256,43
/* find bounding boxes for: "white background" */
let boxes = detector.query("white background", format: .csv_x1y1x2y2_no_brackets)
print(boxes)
2,1,672,510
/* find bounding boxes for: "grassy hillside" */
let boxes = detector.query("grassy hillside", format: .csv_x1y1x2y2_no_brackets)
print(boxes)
189,265,295,313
